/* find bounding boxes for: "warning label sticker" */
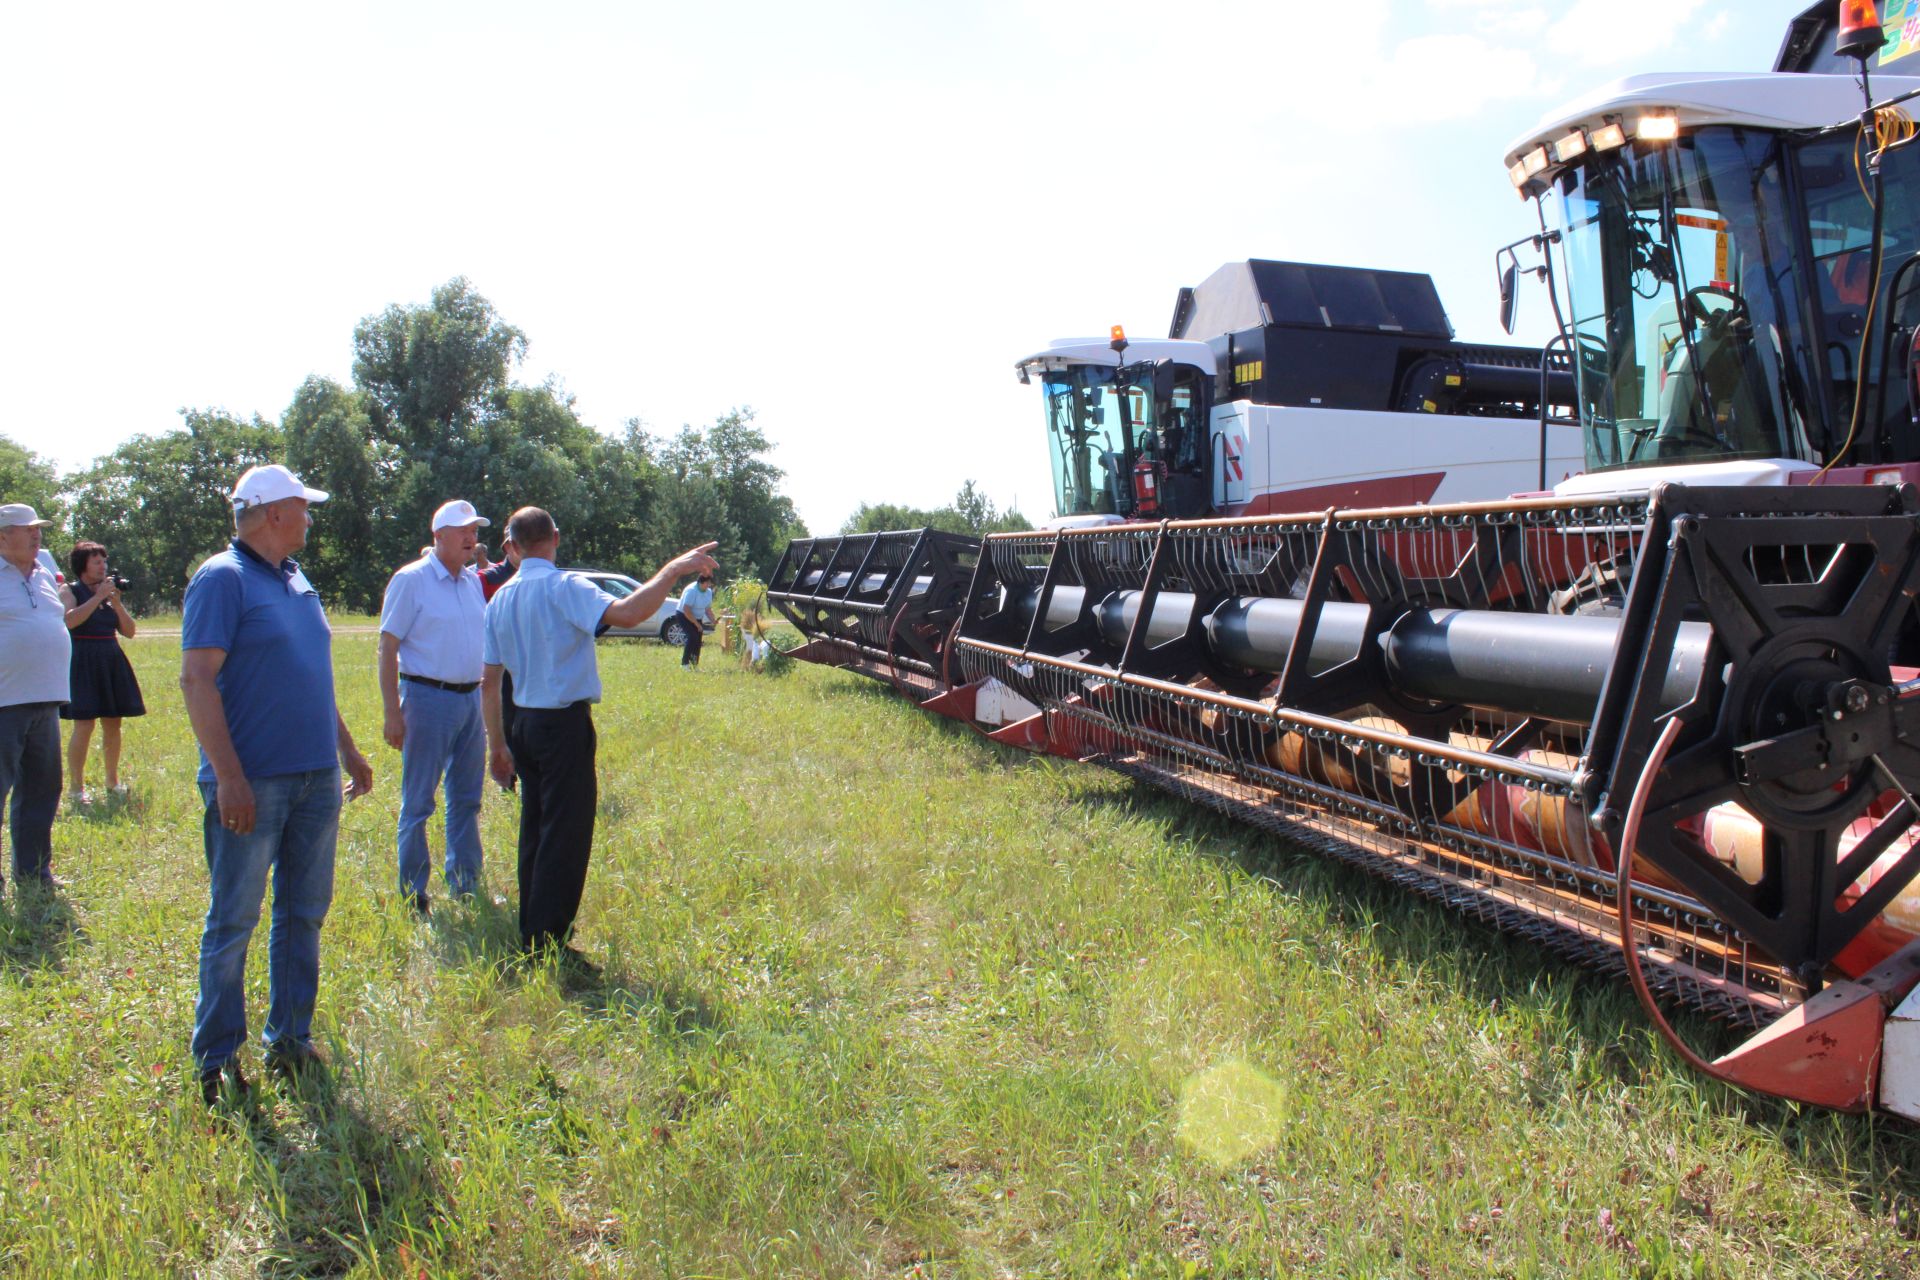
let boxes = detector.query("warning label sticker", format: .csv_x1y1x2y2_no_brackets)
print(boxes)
1884,0,1920,65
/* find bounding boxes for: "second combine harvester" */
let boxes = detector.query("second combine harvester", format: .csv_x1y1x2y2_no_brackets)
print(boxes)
770,3,1920,1117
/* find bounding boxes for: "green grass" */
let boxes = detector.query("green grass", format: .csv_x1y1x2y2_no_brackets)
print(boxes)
3,634,1919,1278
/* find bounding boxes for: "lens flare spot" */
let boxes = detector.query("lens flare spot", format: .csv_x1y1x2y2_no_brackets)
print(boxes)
1177,1057,1288,1166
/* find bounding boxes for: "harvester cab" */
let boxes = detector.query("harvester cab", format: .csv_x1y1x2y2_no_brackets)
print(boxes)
1503,50,1920,495
1016,333,1218,523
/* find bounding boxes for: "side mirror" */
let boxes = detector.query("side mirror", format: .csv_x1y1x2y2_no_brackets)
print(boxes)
1499,260,1520,334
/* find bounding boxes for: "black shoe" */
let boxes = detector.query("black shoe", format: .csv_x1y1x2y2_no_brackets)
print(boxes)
406,891,431,918
198,1061,250,1106
265,1040,327,1080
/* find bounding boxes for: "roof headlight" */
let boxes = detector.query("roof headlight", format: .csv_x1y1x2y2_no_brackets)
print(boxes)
1635,113,1680,143
1551,129,1588,163
1590,122,1628,151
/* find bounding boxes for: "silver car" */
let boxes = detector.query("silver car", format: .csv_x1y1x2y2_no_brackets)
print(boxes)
572,569,710,644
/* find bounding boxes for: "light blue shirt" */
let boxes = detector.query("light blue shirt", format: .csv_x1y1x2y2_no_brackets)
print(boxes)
481,558,617,709
678,583,714,617
0,557,70,707
380,552,486,683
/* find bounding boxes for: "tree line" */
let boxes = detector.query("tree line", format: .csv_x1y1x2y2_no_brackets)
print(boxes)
5,279,809,614
839,479,1031,538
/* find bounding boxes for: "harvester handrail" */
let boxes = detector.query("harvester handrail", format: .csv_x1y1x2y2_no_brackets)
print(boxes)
959,636,1580,792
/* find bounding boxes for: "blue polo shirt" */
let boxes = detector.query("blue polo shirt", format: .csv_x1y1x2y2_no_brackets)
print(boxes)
181,539,338,783
481,558,617,709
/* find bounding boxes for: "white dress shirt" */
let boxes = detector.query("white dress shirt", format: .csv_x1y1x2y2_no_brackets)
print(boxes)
0,558,72,707
378,552,487,684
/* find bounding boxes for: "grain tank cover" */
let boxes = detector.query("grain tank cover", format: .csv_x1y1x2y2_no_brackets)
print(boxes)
1168,260,1455,343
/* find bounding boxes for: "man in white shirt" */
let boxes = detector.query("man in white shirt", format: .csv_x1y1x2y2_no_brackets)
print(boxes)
378,499,491,913
0,504,72,892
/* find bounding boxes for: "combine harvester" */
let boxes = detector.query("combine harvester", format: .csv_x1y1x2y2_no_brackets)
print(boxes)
769,257,1587,695
780,3,1920,1116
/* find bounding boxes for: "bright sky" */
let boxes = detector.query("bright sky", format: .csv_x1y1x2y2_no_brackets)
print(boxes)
3,1,1802,534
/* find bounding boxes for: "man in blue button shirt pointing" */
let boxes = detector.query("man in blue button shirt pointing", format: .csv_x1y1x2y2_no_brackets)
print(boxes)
180,463,376,1103
482,506,716,959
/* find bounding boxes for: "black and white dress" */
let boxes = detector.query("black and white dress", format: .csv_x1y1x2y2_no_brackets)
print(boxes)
61,582,147,721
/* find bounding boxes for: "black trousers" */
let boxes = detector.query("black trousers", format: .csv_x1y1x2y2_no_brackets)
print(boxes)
508,701,596,949
679,613,703,666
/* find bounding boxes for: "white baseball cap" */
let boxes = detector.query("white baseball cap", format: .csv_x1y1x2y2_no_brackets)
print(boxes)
431,499,491,532
230,463,328,510
0,503,53,529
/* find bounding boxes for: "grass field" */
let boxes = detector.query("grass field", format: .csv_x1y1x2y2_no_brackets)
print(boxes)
4,632,1920,1278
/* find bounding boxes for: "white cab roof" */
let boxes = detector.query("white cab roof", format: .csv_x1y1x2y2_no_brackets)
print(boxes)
1015,337,1218,379
1505,72,1920,170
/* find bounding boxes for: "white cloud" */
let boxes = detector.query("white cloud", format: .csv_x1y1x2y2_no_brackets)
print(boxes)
1546,0,1711,66
1365,34,1550,121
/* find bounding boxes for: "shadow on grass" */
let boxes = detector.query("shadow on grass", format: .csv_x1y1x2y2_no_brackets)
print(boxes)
426,892,523,970
231,1062,443,1279
426,895,726,1035
65,788,147,824
0,883,86,979
1080,777,1920,1217
565,957,724,1036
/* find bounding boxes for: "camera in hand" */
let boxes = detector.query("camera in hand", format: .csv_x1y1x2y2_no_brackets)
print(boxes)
110,573,131,591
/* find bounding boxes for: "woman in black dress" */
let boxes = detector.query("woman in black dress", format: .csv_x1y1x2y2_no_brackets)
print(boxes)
60,541,144,804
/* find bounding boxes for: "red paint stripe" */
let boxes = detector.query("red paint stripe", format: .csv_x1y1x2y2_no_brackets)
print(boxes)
1226,472,1447,517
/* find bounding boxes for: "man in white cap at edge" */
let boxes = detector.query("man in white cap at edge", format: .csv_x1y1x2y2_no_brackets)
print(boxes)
179,463,375,1104
377,499,492,915
0,502,71,894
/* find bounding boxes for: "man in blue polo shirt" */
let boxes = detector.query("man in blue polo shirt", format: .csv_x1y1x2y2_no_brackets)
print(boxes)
180,463,376,1104
482,506,715,959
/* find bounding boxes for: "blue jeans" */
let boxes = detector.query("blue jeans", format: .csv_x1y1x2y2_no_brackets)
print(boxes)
191,768,340,1070
396,682,484,897
0,702,61,886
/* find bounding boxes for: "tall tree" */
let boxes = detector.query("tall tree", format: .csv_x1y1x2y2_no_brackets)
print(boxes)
0,435,67,560
65,410,284,611
283,377,386,611
654,408,802,580
351,276,527,450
